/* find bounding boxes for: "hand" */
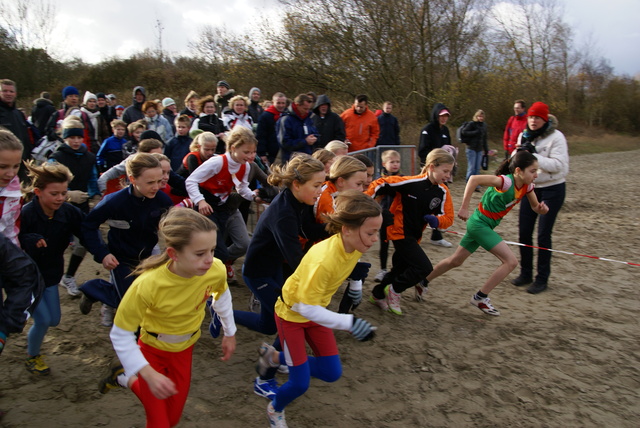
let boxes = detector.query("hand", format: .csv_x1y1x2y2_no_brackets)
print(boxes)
197,200,213,216
350,317,375,341
139,365,178,399
220,335,236,361
305,134,317,145
457,207,470,221
347,287,362,307
423,214,439,229
36,239,47,248
260,156,269,166
102,254,119,270
67,190,89,204
534,201,549,215
517,141,536,153
348,262,371,281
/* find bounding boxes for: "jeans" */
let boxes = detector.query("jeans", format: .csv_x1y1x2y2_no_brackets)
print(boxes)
28,285,61,356
465,148,483,181
517,182,566,284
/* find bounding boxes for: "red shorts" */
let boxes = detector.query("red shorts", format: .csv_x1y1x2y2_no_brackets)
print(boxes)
275,314,338,367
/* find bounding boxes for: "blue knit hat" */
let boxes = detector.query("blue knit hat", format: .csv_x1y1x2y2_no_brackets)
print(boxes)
62,86,80,99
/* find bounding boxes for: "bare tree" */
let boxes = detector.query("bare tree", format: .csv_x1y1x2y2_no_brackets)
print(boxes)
0,0,58,55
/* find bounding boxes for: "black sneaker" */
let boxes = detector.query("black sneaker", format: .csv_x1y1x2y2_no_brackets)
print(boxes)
527,282,548,294
511,275,532,286
99,361,125,394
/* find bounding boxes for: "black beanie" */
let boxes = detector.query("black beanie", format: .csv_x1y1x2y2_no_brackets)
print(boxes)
140,130,163,142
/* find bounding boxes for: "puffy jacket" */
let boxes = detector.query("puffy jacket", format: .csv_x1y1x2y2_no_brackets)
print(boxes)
276,104,317,162
461,120,488,152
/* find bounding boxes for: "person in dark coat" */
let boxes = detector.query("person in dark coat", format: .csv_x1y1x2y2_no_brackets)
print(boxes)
311,94,345,150
376,101,400,146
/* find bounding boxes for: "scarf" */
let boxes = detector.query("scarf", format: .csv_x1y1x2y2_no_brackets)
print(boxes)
520,121,550,144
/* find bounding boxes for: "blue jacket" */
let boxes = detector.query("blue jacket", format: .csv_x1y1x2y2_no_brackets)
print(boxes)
19,198,84,286
81,185,172,267
377,113,400,146
164,135,192,171
96,135,127,169
276,105,317,162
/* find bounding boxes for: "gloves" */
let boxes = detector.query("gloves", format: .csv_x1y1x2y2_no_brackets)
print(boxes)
67,190,89,204
350,317,375,341
347,280,363,306
348,262,371,281
423,214,439,229
517,141,537,153
0,331,6,356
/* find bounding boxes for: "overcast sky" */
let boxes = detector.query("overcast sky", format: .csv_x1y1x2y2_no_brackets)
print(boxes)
41,0,640,77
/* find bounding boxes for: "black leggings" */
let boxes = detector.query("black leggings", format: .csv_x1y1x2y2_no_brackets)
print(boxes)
372,238,433,299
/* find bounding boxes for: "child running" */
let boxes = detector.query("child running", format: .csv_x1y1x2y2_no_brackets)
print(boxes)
367,148,455,315
100,207,236,428
19,161,85,374
0,129,24,246
424,150,548,315
257,190,380,428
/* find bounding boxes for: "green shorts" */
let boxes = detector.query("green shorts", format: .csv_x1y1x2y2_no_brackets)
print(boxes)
459,218,503,254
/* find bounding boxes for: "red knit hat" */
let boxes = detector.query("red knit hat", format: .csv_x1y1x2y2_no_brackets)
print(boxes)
527,102,549,121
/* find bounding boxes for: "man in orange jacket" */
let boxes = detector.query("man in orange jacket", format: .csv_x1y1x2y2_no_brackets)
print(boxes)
340,94,380,152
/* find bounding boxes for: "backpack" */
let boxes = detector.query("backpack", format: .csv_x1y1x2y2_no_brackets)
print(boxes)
456,121,470,143
31,136,63,165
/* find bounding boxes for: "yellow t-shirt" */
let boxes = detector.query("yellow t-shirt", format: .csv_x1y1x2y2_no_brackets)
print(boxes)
275,233,361,323
115,258,228,352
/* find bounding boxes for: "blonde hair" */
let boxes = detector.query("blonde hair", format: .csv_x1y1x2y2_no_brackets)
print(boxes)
228,94,249,110
312,149,336,166
381,150,400,163
328,155,366,182
110,119,127,129
268,153,324,188
325,140,348,154
189,131,218,152
125,152,161,178
225,126,256,152
175,114,191,126
138,139,164,153
127,119,146,135
184,90,199,106
420,148,455,174
323,190,381,235
150,152,170,163
132,208,218,275
0,128,23,152
473,109,485,121
62,115,84,130
25,160,73,192
197,95,216,114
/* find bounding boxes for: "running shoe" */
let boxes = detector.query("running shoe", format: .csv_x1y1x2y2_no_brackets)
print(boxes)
430,239,452,248
469,295,501,316
414,280,428,302
254,377,278,399
373,269,388,283
267,401,288,428
369,294,389,312
60,275,81,297
25,354,50,375
385,284,402,315
101,304,115,327
79,292,95,315
256,342,279,377
248,293,261,313
225,262,236,282
99,361,125,394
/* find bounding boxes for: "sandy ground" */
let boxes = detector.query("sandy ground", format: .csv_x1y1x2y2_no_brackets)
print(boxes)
1,150,639,428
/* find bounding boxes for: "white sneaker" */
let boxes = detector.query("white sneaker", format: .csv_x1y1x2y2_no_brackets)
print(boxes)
60,275,81,297
369,294,389,312
414,280,428,302
267,402,288,428
248,293,261,313
385,285,402,315
430,239,452,248
373,269,388,282
469,296,501,316
257,342,280,377
100,304,115,327
277,364,289,374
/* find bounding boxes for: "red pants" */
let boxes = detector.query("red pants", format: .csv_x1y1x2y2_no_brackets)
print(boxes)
131,341,194,428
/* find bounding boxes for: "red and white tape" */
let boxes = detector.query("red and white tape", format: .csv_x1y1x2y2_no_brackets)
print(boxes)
443,230,640,267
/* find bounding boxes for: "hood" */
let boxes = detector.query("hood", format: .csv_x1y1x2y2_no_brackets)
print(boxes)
34,98,54,107
132,86,147,106
430,102,449,125
313,94,332,115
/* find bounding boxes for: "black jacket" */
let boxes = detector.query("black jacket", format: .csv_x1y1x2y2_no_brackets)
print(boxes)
31,98,56,135
377,112,400,146
0,100,30,159
460,121,488,152
418,102,451,164
311,95,345,149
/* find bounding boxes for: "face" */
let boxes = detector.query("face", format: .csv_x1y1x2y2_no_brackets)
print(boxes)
365,166,374,186
135,91,145,103
129,166,163,199
292,170,326,205
233,101,246,114
342,215,382,253
188,98,198,110
159,160,171,186
65,94,79,107
0,84,17,104
230,143,256,164
383,103,392,114
337,171,367,192
476,114,485,122
203,102,216,115
0,149,22,187
297,100,312,115
116,109,123,117
176,123,190,136
318,104,329,115
200,141,217,160
167,104,177,113
97,98,107,108
170,230,217,278
145,107,157,118
514,102,525,115
35,182,68,215
114,126,126,138
354,101,367,114
132,128,144,141
516,162,539,185
65,135,84,150
528,115,545,131
428,163,453,185
109,97,117,106
383,157,401,173
251,92,260,102
273,96,287,112
86,99,97,109
438,114,449,126
217,86,229,96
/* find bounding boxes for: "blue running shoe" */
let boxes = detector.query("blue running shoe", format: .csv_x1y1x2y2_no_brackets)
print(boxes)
209,306,222,338
254,376,278,399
